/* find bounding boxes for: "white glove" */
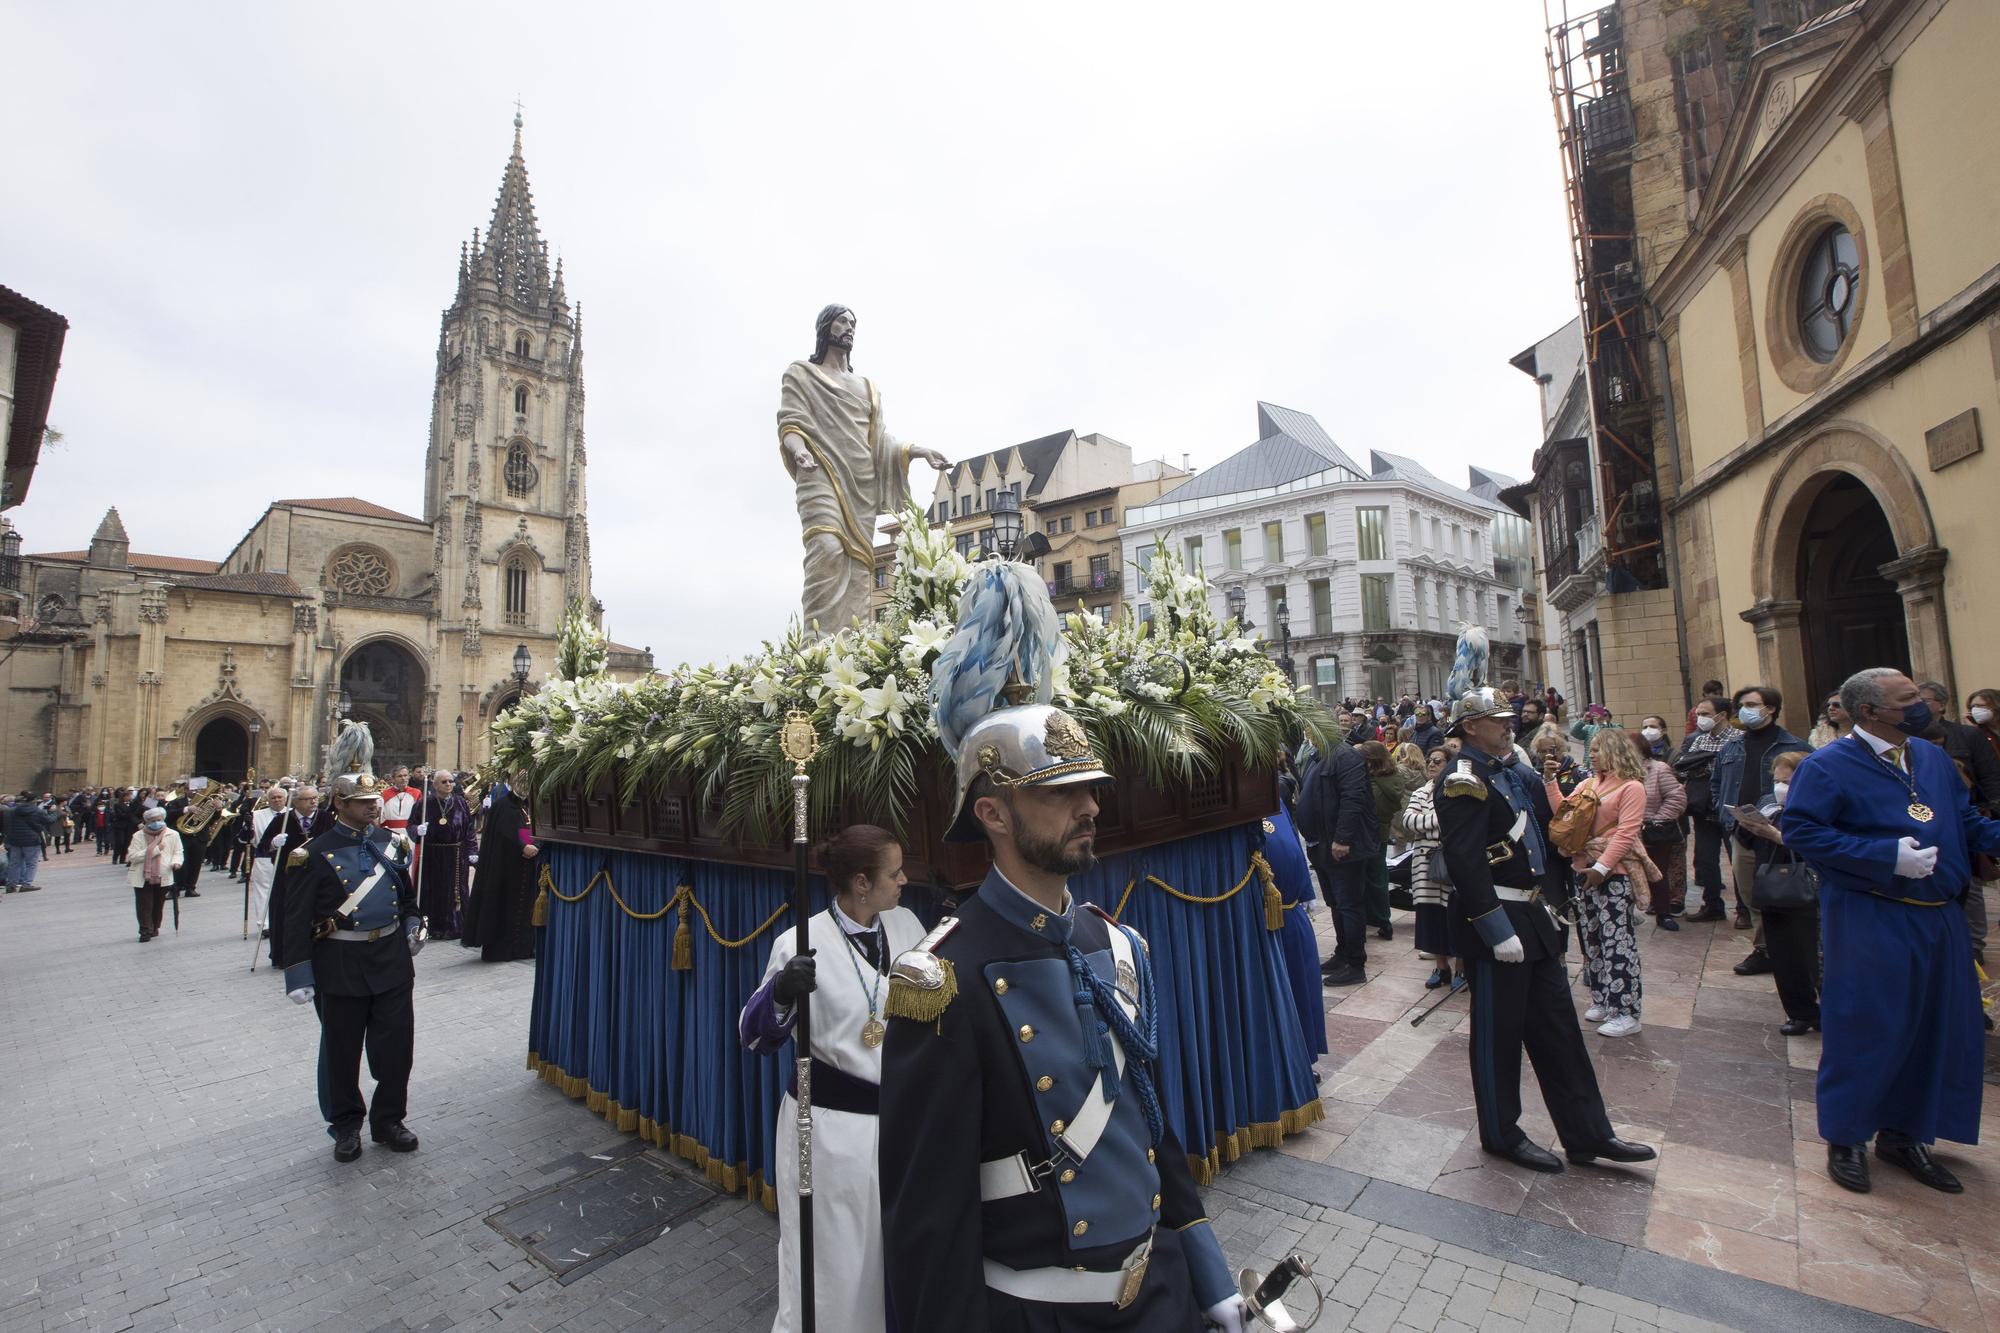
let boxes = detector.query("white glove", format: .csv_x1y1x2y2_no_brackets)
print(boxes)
270,833,287,849
1204,1295,1250,1333
1895,836,1938,879
1492,934,1526,964
406,922,426,957
468,854,479,865
414,823,428,839
287,986,315,1005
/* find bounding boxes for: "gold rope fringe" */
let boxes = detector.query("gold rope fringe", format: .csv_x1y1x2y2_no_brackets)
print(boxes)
1110,861,1260,921
528,1049,1320,1209
672,896,693,971
529,1051,779,1211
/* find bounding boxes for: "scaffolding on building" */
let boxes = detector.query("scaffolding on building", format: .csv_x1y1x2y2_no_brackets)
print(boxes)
1542,1,1666,594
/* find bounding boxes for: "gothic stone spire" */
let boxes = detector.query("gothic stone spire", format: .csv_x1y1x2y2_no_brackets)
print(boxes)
480,112,551,310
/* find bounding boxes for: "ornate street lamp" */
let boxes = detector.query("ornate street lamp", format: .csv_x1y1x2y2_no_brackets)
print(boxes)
989,490,1023,561
513,643,532,684
455,715,465,770
338,689,352,718
247,717,261,777
1224,584,1246,630
0,518,21,589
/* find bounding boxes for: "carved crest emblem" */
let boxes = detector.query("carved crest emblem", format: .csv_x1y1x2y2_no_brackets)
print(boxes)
1044,710,1091,760
1115,958,1140,1005
978,743,1003,773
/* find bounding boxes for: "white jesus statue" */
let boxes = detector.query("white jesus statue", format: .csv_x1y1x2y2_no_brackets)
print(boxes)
777,305,949,635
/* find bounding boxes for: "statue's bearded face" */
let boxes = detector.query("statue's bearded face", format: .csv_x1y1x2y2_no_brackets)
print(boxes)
827,311,855,349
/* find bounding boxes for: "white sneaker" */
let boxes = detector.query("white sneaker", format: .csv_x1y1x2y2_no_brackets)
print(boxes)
1583,1004,1608,1023
1597,1014,1641,1038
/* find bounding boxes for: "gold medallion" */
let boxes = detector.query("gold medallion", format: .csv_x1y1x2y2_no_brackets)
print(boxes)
1908,802,1935,823
861,1017,886,1049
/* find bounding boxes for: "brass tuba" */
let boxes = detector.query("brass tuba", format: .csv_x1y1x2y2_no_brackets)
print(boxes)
176,794,225,836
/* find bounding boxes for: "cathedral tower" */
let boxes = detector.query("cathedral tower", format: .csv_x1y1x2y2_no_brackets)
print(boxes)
426,112,593,676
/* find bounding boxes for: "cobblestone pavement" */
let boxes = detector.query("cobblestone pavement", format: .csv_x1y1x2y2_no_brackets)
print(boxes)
0,852,1934,1332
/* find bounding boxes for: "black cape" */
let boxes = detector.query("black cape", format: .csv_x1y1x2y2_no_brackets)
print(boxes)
464,787,537,962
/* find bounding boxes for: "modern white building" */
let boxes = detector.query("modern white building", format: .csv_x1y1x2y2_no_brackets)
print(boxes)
1122,403,1529,704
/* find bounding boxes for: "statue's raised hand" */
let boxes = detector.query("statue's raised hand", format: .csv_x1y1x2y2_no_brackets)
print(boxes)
911,445,951,470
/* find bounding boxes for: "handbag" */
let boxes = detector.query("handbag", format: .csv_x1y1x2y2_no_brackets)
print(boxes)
1547,781,1601,859
1386,847,1416,912
1751,847,1819,912
1640,817,1686,849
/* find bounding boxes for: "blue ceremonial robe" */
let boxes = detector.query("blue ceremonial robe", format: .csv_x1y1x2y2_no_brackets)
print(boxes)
1257,803,1329,1062
1781,733,2000,1146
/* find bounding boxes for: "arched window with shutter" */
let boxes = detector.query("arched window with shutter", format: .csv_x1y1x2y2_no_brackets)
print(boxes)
514,385,529,414
505,442,537,498
514,332,531,357
503,554,532,626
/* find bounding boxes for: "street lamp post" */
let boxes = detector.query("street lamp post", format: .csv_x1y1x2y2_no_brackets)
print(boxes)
513,643,532,688
988,490,1023,561
1275,596,1295,685
1224,584,1246,632
247,718,261,780
455,715,464,770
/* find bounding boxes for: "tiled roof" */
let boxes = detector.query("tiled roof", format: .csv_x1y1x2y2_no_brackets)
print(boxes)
946,431,1074,500
275,497,425,524
176,571,307,596
29,550,221,574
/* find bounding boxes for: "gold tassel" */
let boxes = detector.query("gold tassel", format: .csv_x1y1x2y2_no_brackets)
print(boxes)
884,957,956,1024
671,889,693,971
1254,853,1282,931
531,884,548,928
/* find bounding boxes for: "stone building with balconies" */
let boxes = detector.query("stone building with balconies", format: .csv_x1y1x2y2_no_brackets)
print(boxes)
1121,403,1528,705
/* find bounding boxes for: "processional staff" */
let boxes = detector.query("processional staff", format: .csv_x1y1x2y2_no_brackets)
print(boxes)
777,709,820,1333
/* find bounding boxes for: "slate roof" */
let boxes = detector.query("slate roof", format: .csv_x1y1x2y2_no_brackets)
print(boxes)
274,497,426,524
946,430,1074,500
1148,403,1366,509
1369,451,1501,513
1467,466,1521,505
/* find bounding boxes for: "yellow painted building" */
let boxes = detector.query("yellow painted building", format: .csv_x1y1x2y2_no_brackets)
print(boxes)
1653,0,1999,712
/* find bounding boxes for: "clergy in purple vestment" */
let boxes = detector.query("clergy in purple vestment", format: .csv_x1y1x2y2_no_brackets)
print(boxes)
412,771,475,941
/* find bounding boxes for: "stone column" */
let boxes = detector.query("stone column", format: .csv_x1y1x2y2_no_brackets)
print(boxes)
1879,545,1953,700
1738,598,1809,718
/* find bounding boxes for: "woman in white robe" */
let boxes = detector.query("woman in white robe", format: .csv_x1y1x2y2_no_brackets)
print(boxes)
738,825,924,1333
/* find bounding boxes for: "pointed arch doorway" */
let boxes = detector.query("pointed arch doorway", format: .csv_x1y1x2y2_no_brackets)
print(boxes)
340,639,428,773
193,717,250,784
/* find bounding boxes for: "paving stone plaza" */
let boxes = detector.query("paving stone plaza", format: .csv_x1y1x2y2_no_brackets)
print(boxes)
0,853,1983,1332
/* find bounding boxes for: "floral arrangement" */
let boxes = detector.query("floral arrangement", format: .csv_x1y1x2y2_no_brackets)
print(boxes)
491,505,1335,845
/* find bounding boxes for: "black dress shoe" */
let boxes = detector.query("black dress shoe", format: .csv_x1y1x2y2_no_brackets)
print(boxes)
1733,950,1773,976
1484,1140,1564,1173
1685,907,1725,922
1657,916,1680,931
1322,964,1367,988
333,1129,362,1163
181,890,200,898
371,1122,419,1153
1778,1018,1820,1036
1876,1137,1963,1193
1567,1137,1657,1166
1732,908,1752,929
1827,1143,1871,1193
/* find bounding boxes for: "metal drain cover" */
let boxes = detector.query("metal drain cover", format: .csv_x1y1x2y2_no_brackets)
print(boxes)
488,1145,724,1284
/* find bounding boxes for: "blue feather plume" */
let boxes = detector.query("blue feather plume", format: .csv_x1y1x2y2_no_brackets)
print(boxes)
931,561,1065,759
1444,623,1488,700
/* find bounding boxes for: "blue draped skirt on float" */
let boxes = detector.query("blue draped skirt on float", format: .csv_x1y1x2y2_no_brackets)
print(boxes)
528,821,1325,1207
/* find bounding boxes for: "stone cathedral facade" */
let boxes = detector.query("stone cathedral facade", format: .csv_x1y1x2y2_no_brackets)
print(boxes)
0,118,651,791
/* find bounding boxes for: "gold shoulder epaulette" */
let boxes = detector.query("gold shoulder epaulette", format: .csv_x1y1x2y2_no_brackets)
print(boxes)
1443,760,1487,800
884,917,960,1024
287,846,310,866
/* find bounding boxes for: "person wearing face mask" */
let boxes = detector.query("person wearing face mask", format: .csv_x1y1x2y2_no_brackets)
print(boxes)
1676,697,1733,921
1782,668,2000,1196
1686,680,1725,736
125,807,185,941
1743,750,1820,1035
1633,725,1688,929
1714,686,1809,973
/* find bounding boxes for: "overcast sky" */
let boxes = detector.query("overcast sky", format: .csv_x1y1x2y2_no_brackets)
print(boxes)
6,1,1578,667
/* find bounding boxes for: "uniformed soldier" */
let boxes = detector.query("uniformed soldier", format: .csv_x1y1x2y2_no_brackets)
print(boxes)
276,771,425,1163
1437,687,1654,1173
879,704,1251,1332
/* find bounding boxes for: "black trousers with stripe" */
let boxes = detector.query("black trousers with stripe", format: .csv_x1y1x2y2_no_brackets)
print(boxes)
1464,953,1615,1153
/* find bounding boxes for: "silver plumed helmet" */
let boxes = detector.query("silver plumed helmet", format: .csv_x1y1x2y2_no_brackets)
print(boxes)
944,704,1113,843
327,771,385,806
1446,687,1515,737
